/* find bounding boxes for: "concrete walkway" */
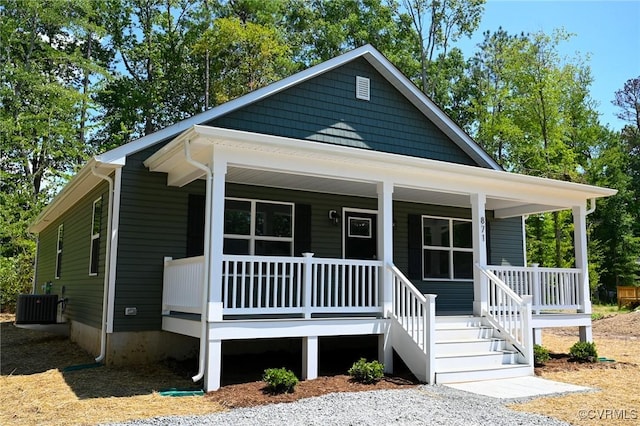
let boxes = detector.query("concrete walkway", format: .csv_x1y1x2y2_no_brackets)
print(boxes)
444,376,591,399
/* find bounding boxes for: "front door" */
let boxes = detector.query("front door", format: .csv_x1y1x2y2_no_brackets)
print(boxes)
343,209,377,260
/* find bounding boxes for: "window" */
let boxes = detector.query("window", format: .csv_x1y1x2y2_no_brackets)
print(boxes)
89,197,102,275
422,216,473,280
224,198,294,256
348,217,372,238
55,224,63,279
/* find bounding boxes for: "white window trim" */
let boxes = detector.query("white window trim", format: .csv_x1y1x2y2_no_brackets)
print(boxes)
89,198,102,276
223,197,295,256
422,215,473,282
55,224,63,279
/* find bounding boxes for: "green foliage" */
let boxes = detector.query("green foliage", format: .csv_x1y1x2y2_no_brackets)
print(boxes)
0,255,33,312
262,367,299,394
569,341,598,362
591,312,604,321
347,358,384,384
533,344,550,365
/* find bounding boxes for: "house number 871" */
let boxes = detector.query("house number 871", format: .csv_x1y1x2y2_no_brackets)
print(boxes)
480,216,485,242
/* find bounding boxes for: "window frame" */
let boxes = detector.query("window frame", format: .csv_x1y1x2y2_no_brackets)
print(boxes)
89,197,102,276
421,215,473,281
55,224,63,279
223,197,295,256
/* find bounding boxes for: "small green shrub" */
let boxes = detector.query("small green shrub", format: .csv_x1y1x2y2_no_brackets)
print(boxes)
347,358,384,384
262,367,298,394
533,344,550,365
569,341,598,363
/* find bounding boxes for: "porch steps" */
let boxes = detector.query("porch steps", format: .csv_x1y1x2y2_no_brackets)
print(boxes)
434,316,531,384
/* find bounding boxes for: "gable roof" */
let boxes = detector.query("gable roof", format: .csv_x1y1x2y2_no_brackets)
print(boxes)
97,44,500,169
31,44,501,233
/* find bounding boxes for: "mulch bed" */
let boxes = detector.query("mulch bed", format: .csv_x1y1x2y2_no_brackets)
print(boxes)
534,353,637,375
205,374,418,409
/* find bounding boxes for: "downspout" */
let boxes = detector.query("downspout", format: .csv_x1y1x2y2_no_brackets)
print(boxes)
184,140,212,383
32,237,40,294
586,198,596,215
91,165,115,363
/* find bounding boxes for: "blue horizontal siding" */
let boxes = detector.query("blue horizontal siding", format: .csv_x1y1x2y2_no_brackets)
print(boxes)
209,58,479,166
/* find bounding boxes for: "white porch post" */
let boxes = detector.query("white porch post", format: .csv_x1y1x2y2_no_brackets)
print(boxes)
205,152,227,391
208,153,227,321
471,193,488,316
302,336,318,380
572,204,593,342
377,180,394,373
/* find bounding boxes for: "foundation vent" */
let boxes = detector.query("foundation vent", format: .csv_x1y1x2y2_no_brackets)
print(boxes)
355,76,370,101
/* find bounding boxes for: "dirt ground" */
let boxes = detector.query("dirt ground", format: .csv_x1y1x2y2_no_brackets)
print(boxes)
2,311,639,425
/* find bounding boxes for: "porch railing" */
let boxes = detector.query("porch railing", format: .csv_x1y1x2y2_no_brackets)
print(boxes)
222,254,382,316
478,265,533,366
162,256,204,314
487,265,582,313
162,254,383,318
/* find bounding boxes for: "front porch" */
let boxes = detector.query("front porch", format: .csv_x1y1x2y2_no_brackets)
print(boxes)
143,125,613,390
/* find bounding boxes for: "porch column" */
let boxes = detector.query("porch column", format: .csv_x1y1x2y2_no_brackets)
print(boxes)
208,153,227,320
377,180,394,316
302,336,318,380
377,180,394,373
572,203,593,342
204,339,222,391
471,193,488,316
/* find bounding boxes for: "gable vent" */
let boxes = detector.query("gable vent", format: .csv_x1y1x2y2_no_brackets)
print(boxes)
355,76,370,101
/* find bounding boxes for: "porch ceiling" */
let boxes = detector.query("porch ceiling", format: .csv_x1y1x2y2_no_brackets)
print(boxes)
144,125,617,218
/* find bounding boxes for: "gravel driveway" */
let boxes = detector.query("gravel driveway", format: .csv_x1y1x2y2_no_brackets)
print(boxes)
106,385,568,425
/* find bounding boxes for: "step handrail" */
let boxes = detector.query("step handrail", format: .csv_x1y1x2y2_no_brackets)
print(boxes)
389,264,428,304
388,264,436,383
477,264,533,366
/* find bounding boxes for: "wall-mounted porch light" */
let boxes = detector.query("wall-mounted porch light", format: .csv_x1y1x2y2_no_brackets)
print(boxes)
328,210,340,226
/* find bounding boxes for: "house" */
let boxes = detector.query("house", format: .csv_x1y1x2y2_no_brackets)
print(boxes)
30,45,616,391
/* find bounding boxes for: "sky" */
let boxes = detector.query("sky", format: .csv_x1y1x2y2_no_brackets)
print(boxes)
456,0,640,131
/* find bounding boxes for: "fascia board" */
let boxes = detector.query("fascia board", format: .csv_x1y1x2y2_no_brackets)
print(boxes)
187,125,616,206
29,159,122,234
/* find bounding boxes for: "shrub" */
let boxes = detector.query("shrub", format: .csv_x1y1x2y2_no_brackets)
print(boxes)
533,344,550,365
262,367,298,394
348,358,384,384
569,341,598,362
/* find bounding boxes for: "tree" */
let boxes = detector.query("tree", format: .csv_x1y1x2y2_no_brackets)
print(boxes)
95,0,204,149
403,0,485,96
286,0,419,79
468,29,601,267
0,0,107,310
192,16,294,104
587,128,640,293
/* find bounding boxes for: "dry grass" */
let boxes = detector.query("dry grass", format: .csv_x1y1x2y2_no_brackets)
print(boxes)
512,321,640,426
3,311,640,425
0,314,223,425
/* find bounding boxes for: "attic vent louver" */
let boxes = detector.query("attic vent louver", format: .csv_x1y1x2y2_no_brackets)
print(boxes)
355,76,370,101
